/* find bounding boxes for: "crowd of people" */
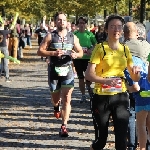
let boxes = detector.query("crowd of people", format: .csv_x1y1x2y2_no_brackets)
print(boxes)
1,11,150,150
0,17,34,82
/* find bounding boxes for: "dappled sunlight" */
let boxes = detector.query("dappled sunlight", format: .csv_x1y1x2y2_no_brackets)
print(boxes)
0,38,115,149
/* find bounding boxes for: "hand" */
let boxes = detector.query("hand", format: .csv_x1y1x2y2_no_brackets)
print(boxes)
86,49,92,56
132,66,141,74
104,78,120,86
86,47,94,56
46,58,50,64
55,49,64,57
70,50,78,59
43,15,46,21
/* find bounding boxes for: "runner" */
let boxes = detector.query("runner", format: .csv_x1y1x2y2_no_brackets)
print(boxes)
125,53,150,150
67,21,71,32
71,22,76,32
124,22,150,150
34,18,48,60
73,16,97,103
85,15,141,150
37,12,83,137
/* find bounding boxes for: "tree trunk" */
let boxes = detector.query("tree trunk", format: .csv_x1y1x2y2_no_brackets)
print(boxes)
140,0,146,23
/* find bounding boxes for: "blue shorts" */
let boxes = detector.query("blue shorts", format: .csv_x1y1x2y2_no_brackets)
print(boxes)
135,105,150,112
135,97,150,112
48,64,74,93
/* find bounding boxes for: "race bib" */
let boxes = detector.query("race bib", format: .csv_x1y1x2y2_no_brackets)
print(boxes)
82,47,88,54
102,79,122,92
55,66,69,76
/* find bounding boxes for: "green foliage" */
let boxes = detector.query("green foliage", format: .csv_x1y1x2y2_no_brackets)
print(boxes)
0,0,149,22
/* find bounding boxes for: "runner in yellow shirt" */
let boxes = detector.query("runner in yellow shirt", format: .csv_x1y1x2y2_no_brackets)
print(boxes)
85,15,141,150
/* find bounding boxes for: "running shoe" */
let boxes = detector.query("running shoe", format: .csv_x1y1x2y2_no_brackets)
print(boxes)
54,101,61,119
54,111,61,119
59,125,68,137
5,77,12,82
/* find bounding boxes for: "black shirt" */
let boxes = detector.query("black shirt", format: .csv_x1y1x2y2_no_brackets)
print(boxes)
95,31,107,43
0,30,11,47
35,28,47,45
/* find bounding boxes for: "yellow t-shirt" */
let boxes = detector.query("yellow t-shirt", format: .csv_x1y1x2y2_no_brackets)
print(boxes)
90,41,133,95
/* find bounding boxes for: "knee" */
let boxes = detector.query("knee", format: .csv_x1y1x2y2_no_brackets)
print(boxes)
62,94,71,105
62,94,71,100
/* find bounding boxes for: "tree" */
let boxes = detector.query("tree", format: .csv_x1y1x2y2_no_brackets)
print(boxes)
1,0,149,23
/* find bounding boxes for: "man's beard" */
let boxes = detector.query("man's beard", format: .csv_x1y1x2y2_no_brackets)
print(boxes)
57,26,65,31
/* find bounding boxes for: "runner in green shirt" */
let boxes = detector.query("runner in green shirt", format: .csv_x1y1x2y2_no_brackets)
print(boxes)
73,16,97,103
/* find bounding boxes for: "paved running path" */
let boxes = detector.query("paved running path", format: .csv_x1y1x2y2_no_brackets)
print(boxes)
0,39,115,150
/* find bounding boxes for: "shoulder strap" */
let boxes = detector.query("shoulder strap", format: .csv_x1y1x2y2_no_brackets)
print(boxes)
101,43,128,60
101,42,106,60
123,44,127,58
51,30,57,37
68,31,74,37
67,32,74,45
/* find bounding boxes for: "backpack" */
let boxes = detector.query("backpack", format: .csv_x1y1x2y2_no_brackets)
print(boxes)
100,42,127,60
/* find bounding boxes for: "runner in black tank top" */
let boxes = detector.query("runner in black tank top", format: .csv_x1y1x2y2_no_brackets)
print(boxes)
37,12,83,137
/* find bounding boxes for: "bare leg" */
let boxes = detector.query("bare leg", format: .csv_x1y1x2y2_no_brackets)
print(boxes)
51,90,61,107
146,111,150,142
136,110,148,150
61,87,74,125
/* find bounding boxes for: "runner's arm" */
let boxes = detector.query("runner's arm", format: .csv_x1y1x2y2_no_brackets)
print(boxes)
124,69,140,92
37,33,57,57
73,35,83,58
85,63,118,86
85,63,105,84
127,65,141,82
126,83,140,92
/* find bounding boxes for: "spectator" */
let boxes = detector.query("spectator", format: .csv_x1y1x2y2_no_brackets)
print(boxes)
24,23,32,48
71,22,76,32
95,25,107,43
0,21,11,82
8,18,20,58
